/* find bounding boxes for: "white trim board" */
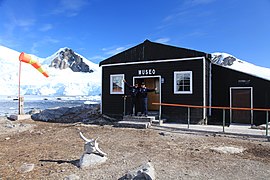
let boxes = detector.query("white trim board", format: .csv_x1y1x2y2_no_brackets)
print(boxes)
100,57,205,67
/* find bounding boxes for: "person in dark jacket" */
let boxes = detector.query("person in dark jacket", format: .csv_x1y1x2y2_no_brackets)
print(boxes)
123,79,139,116
139,82,157,116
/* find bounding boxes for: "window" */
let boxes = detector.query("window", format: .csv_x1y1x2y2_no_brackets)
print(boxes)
110,74,125,94
174,71,192,94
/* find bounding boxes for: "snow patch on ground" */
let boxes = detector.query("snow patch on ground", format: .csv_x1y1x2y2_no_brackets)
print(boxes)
210,146,245,154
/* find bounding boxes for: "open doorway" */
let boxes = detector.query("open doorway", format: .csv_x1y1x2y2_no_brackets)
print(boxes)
134,76,161,118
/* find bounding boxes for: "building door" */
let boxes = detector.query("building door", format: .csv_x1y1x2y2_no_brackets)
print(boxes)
144,78,160,110
134,77,160,111
230,88,252,124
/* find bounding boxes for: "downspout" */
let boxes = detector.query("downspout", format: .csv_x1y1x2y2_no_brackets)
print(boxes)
203,57,206,121
209,62,212,116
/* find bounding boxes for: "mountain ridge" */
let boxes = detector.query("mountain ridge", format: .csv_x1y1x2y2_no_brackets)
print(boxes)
1,45,270,96
211,52,270,81
0,45,101,96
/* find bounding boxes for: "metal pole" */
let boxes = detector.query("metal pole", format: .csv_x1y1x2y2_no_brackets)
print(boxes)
187,107,190,129
266,111,269,136
123,96,126,116
223,109,225,133
251,109,254,126
18,60,22,115
159,103,162,125
159,103,161,120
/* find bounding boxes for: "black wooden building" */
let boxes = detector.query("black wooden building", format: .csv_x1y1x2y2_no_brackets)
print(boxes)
211,64,270,125
99,40,270,125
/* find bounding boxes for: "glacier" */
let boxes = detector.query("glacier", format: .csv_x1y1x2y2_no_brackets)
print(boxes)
1,45,270,98
0,45,101,96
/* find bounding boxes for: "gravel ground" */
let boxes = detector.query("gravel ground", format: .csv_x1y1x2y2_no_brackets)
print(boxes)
0,116,270,180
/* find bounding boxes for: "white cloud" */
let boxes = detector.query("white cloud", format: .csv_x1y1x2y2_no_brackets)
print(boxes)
89,55,105,63
16,19,35,28
39,24,53,32
30,37,59,55
155,38,170,44
188,0,215,6
51,0,89,17
186,31,206,38
159,0,215,31
102,46,127,56
4,15,35,32
60,0,88,11
0,14,36,48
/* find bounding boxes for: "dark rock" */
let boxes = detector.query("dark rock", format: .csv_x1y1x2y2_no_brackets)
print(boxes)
211,54,236,67
120,162,155,180
222,56,236,66
159,132,165,136
31,104,113,124
50,48,94,73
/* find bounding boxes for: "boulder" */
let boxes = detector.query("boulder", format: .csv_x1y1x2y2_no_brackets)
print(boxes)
64,174,80,180
31,104,106,124
19,163,35,173
79,153,107,169
121,162,155,180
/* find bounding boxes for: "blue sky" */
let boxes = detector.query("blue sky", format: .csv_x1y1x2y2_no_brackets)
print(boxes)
0,0,269,67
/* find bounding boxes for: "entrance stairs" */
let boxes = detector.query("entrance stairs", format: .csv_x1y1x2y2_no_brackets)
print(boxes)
116,115,157,129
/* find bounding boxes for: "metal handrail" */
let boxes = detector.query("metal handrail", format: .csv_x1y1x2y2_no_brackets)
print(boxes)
152,102,269,136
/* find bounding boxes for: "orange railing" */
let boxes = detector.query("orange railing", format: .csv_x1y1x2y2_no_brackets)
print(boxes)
153,102,269,136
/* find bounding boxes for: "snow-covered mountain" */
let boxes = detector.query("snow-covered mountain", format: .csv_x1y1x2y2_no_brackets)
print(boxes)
0,45,101,96
211,52,270,81
1,44,270,97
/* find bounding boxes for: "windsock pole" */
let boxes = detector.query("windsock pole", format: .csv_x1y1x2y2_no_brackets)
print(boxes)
17,52,49,115
18,58,23,115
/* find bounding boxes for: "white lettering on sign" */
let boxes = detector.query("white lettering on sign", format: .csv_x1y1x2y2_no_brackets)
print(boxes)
138,69,156,75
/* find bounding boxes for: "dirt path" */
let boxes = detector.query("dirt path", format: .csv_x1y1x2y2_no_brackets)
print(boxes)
0,117,269,179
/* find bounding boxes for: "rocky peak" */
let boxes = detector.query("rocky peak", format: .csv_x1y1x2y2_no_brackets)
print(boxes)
211,54,236,66
49,48,94,73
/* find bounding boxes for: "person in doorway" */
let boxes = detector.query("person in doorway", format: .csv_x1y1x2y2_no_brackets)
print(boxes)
123,79,139,116
138,82,157,117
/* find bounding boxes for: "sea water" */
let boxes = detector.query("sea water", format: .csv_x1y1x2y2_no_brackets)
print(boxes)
0,95,100,116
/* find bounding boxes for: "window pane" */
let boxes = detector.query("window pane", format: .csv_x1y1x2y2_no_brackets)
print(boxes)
174,71,192,94
110,74,124,94
184,86,190,91
183,80,190,86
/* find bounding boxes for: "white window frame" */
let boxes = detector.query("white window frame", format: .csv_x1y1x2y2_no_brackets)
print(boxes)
110,74,125,94
174,71,193,94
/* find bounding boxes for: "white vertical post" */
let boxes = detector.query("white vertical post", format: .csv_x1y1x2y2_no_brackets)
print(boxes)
18,60,22,115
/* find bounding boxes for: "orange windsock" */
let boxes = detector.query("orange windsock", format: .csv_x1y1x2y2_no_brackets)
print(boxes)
19,52,49,78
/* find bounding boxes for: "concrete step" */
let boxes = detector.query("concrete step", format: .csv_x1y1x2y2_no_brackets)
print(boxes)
123,115,155,123
9,114,31,120
152,119,167,125
152,119,162,125
116,121,151,129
